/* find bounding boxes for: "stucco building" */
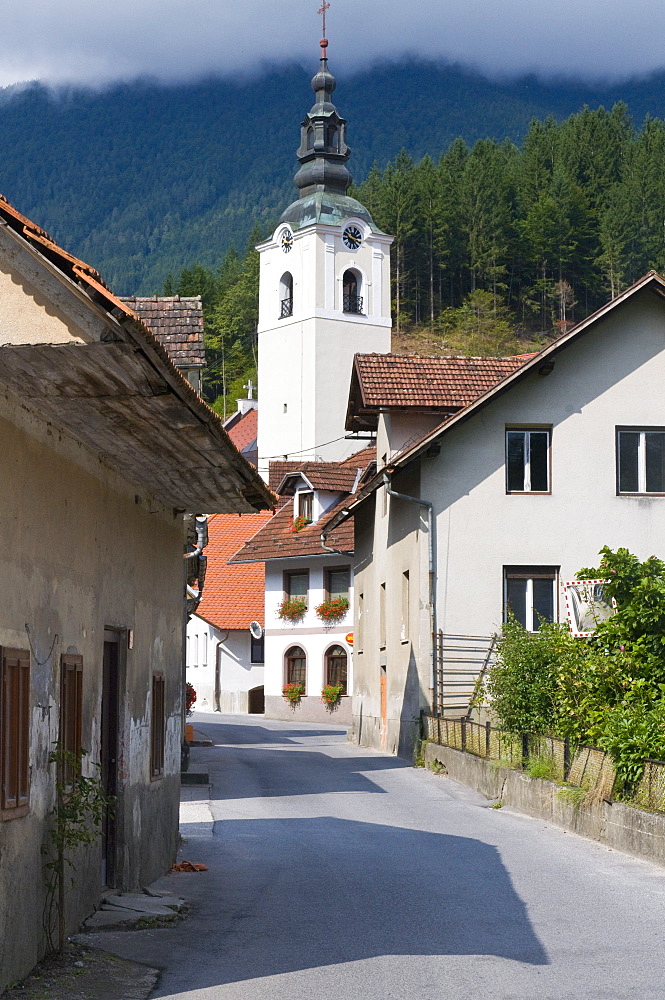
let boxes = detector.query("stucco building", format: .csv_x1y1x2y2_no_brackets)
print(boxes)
329,272,665,756
0,193,272,988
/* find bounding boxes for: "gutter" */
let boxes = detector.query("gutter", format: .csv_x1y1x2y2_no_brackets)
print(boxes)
383,473,438,705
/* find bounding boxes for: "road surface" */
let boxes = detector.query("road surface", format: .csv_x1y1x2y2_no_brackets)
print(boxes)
91,715,665,999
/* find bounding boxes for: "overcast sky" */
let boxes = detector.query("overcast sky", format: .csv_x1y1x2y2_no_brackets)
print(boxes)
2,0,665,89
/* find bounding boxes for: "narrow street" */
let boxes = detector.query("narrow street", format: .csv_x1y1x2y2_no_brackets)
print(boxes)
91,716,665,1000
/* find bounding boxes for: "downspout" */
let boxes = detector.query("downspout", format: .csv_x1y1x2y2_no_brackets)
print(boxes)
214,632,230,712
383,473,437,708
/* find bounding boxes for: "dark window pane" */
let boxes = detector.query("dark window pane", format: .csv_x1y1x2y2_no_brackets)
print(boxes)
646,433,665,492
288,573,308,598
326,646,347,692
506,432,525,491
529,432,549,491
328,569,349,599
506,578,527,628
250,636,264,663
532,578,554,631
618,432,639,492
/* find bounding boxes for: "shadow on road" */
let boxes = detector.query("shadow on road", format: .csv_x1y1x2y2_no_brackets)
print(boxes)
150,816,547,995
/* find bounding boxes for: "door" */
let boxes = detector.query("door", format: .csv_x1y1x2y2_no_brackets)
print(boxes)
101,634,120,887
380,665,387,752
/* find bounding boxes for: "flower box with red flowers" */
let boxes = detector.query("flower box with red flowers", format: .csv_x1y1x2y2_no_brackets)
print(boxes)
315,597,349,624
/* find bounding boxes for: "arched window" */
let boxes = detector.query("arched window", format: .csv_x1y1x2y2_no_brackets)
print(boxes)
325,645,347,694
279,272,293,319
343,270,363,314
285,646,306,688
328,126,339,150
306,126,315,150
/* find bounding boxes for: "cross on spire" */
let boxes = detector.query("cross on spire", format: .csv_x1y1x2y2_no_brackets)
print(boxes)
243,378,255,400
318,1,330,38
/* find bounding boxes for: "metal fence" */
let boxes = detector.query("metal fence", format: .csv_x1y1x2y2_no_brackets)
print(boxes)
424,715,619,802
633,760,665,812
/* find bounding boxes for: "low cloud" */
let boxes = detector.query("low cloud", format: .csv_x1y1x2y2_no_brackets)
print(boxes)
2,0,665,88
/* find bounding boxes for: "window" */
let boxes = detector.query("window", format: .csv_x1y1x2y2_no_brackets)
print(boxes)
285,646,307,688
297,491,313,522
285,570,309,600
279,272,293,319
201,636,207,668
250,635,265,663
325,645,347,694
379,582,386,649
150,672,165,779
1,648,30,818
401,571,410,642
343,270,363,314
506,429,550,493
504,567,557,632
617,429,665,494
326,566,350,601
60,655,83,786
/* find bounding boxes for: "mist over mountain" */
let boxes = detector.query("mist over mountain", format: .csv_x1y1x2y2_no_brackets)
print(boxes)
2,59,665,294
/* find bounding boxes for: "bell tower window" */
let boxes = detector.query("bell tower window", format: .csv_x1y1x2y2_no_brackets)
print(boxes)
280,272,293,319
343,270,363,314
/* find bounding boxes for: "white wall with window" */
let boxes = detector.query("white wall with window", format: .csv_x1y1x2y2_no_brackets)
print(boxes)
186,615,265,714
262,554,353,722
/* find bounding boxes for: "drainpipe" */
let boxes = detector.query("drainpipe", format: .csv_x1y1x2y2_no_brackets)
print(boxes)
383,473,437,707
214,632,230,712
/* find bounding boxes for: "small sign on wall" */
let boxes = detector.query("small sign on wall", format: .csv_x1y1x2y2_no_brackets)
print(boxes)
562,580,616,637
345,632,354,646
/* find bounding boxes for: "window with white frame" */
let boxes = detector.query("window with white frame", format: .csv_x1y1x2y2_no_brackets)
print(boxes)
506,429,550,493
504,566,557,632
297,491,313,522
617,428,665,494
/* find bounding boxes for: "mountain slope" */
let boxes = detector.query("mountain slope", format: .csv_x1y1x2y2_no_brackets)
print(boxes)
2,61,665,293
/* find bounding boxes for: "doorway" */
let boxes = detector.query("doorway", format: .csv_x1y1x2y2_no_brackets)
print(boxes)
248,686,265,714
101,632,120,887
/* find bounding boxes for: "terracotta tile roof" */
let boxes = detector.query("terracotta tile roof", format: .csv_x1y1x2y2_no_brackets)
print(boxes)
277,462,361,494
229,498,354,563
225,408,258,456
346,353,533,431
269,447,377,494
120,296,205,368
196,511,273,629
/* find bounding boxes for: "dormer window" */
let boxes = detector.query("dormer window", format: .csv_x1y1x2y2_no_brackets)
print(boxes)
297,490,313,522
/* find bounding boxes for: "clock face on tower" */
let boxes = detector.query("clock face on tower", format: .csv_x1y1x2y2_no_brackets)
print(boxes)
342,225,363,251
281,229,293,253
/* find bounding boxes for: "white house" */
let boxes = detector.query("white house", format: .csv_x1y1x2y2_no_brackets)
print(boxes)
328,271,665,756
186,511,272,714
230,451,376,723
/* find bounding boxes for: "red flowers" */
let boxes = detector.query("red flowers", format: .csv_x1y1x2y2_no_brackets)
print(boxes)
315,597,349,623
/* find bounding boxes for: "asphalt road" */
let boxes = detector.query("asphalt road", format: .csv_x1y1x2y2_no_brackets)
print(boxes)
92,715,665,1000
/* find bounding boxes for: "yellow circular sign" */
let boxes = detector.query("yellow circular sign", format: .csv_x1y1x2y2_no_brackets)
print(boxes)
346,632,354,645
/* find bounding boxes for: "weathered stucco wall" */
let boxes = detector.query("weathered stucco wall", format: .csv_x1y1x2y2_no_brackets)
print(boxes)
0,386,184,988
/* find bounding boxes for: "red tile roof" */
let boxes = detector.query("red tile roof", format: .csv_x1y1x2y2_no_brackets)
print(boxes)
276,462,360,494
120,296,205,368
346,353,532,431
230,446,374,561
225,408,258,455
196,511,273,629
229,498,354,563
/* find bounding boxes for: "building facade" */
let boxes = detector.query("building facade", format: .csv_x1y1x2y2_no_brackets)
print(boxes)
329,273,665,756
0,194,271,988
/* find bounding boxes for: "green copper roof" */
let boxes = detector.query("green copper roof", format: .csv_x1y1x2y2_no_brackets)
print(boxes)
278,192,383,233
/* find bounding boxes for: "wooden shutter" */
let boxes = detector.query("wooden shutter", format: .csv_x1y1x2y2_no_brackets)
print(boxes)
1,648,31,815
60,655,83,785
151,673,165,779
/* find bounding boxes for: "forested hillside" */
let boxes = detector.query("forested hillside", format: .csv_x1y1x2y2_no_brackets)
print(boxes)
170,103,665,414
3,61,665,293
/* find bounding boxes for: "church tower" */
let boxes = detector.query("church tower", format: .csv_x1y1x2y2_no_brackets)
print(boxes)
256,35,393,479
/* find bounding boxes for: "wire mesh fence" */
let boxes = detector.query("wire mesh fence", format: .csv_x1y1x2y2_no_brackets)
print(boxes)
633,760,665,812
425,715,617,802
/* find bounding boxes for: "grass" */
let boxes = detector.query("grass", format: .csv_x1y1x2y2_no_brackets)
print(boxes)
525,754,562,781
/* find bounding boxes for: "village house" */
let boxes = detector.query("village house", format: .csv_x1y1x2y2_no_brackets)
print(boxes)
328,272,665,756
230,450,375,723
0,193,272,989
186,510,272,714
